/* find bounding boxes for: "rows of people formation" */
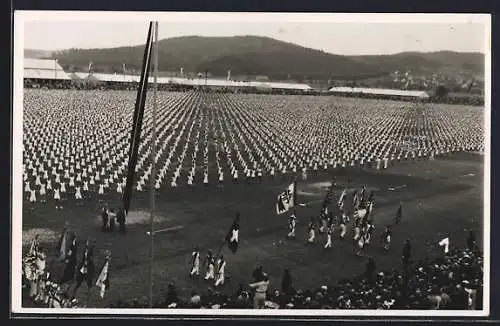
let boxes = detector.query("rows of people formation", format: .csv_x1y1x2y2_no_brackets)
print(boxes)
23,90,484,205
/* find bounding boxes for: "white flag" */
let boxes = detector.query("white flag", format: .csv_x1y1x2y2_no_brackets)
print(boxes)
96,260,110,298
58,231,67,261
338,189,346,207
276,182,296,215
28,235,39,256
438,237,450,254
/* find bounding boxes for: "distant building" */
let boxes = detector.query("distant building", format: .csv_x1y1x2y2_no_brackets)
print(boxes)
24,58,71,80
328,86,430,99
255,75,269,82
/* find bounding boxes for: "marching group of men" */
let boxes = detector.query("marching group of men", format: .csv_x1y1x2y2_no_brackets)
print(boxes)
189,248,227,288
286,184,397,256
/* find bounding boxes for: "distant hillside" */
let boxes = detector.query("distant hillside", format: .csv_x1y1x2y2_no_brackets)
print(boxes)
35,36,483,81
350,51,484,76
24,49,54,59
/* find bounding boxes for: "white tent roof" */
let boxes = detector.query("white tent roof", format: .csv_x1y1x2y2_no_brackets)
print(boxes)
24,58,71,80
328,86,429,99
78,73,312,90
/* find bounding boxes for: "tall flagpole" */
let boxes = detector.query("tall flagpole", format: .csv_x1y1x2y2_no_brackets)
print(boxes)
148,21,159,309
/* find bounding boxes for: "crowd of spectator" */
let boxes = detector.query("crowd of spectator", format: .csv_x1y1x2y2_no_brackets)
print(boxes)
23,78,483,106
106,246,482,310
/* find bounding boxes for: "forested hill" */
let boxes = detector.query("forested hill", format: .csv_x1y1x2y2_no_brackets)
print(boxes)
33,36,483,81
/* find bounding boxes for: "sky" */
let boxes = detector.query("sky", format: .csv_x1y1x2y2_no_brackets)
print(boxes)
19,12,489,56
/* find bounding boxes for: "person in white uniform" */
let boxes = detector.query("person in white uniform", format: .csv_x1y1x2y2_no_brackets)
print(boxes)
54,188,61,209
214,254,226,287
287,212,297,239
306,218,315,244
324,216,334,249
190,246,200,278
29,189,37,203
204,250,215,281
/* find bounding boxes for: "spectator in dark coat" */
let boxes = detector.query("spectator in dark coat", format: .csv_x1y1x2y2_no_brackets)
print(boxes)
117,207,126,234
253,265,264,282
281,268,294,295
467,230,476,251
402,239,412,270
101,206,109,231
165,283,178,306
364,258,377,284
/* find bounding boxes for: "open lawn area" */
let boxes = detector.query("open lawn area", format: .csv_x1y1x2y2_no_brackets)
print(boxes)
21,151,484,308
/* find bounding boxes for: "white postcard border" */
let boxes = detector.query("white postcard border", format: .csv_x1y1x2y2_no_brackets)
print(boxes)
11,11,492,317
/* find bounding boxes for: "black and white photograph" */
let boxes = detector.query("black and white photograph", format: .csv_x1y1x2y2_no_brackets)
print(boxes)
11,12,491,316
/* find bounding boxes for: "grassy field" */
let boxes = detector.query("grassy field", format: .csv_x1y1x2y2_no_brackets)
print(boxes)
21,151,484,308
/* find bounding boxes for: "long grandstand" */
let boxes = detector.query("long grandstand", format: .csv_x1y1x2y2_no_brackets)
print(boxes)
24,58,313,91
24,58,485,106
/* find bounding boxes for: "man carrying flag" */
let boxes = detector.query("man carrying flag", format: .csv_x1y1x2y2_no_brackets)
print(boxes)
60,233,77,289
225,213,240,254
320,179,336,213
439,237,450,254
287,211,297,239
352,190,360,212
276,181,296,215
338,187,347,212
367,190,375,204
190,246,201,278
28,234,40,257
73,239,95,297
214,254,226,287
366,201,374,224
95,251,111,299
359,186,367,207
56,225,68,261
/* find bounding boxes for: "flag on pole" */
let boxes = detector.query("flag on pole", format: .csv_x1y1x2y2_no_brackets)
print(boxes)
439,237,450,254
321,180,336,213
359,186,367,204
76,240,95,288
96,256,111,298
28,235,39,257
123,63,126,75
122,22,155,215
61,235,78,283
56,228,67,261
88,62,93,76
225,213,240,254
366,201,374,222
367,190,375,203
276,182,296,215
338,188,347,211
352,190,359,207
